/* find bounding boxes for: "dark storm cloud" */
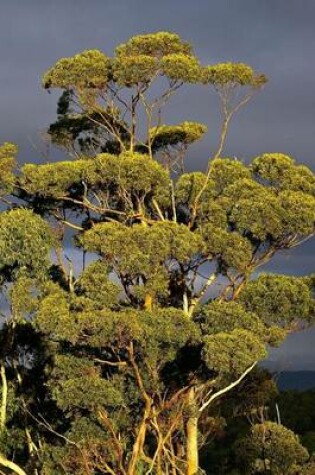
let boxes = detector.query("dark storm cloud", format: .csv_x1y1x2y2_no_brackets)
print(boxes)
0,0,314,368
1,0,315,164
0,0,314,161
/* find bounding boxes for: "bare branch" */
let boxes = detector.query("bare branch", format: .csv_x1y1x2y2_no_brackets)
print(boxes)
0,455,28,475
199,361,258,414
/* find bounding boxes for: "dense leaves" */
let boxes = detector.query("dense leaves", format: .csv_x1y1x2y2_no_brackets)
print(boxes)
0,31,313,475
0,142,17,195
236,422,309,474
240,274,314,325
0,209,53,276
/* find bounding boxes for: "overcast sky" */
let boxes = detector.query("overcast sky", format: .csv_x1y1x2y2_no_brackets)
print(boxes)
0,0,314,370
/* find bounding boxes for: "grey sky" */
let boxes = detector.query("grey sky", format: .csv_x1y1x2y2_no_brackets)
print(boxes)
0,0,314,369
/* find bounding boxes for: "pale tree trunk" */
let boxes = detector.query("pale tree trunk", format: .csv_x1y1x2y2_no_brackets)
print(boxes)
0,453,28,475
0,365,30,475
144,293,153,311
128,343,152,475
0,364,7,433
186,387,199,475
185,362,258,475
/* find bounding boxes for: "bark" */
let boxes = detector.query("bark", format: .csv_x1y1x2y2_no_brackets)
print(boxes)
186,387,199,475
198,361,257,414
0,454,28,475
128,417,149,475
128,343,152,475
0,364,7,433
144,293,153,311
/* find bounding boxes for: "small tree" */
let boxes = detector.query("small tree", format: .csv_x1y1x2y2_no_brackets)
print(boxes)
235,422,309,474
0,32,314,475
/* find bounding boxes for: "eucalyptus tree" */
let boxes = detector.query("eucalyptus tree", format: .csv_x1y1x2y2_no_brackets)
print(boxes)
235,422,309,474
0,32,314,475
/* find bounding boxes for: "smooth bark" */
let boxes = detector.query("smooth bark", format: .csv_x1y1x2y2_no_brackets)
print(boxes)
0,454,27,475
186,387,199,475
0,364,7,433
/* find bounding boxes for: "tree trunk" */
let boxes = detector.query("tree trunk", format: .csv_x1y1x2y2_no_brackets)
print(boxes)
0,364,7,433
0,453,28,475
186,387,199,475
144,293,153,311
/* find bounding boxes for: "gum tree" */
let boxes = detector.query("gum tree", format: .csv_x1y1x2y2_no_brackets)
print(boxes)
235,422,309,474
0,32,314,475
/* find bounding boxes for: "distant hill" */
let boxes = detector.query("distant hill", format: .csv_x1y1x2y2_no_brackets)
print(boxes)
274,371,315,391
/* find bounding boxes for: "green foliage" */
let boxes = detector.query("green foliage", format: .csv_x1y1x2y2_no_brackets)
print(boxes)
0,31,313,475
115,32,193,58
81,220,203,264
41,32,208,159
202,329,266,376
235,422,309,474
240,274,314,325
222,177,266,202
50,355,124,412
252,153,315,195
47,89,130,156
230,191,284,241
208,158,252,195
198,301,287,372
272,390,315,444
80,220,204,298
161,52,202,82
113,54,158,86
0,208,53,276
9,275,38,320
197,301,265,337
175,171,214,206
21,159,87,197
150,121,207,151
203,62,267,87
279,190,315,236
21,152,171,209
91,152,170,206
42,49,111,90
175,156,315,250
0,142,17,194
75,260,120,310
200,226,253,272
35,282,73,339
113,32,202,84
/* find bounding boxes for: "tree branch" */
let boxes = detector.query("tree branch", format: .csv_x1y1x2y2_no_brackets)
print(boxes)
0,454,28,475
199,361,258,414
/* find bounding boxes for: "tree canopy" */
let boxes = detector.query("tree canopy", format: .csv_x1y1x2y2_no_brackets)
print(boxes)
0,31,314,475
